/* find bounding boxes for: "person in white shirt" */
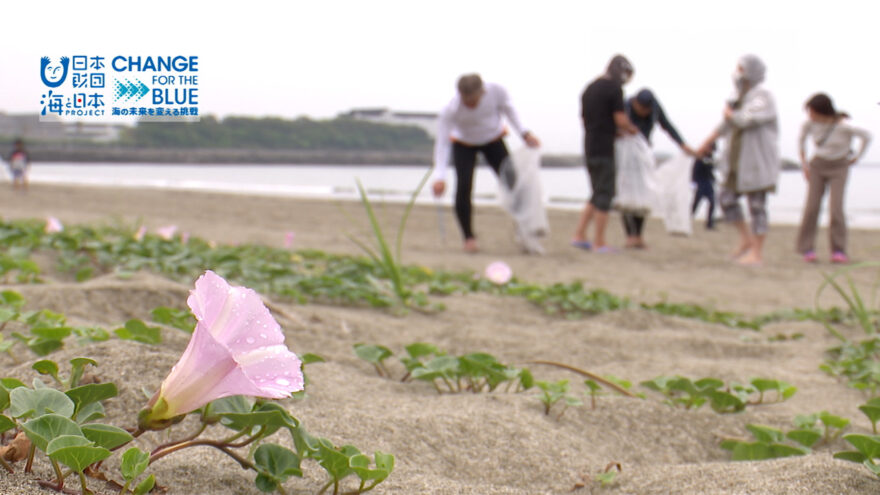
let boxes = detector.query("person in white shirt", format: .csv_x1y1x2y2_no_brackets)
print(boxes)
795,93,872,264
431,74,540,253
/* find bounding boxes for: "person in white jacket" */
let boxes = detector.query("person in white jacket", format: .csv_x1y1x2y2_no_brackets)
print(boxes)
697,54,779,266
431,74,540,253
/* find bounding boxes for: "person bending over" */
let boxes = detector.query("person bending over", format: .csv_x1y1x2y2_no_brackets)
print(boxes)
431,74,540,253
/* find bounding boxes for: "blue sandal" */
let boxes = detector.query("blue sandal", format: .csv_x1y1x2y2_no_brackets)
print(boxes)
570,240,593,251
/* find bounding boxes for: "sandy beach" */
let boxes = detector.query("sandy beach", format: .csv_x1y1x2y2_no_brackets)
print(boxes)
1,183,879,494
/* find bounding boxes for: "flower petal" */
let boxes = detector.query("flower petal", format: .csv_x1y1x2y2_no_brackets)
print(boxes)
187,271,284,354
236,345,304,397
158,323,265,417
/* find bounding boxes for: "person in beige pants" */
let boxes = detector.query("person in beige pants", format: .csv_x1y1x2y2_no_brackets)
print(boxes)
796,93,872,264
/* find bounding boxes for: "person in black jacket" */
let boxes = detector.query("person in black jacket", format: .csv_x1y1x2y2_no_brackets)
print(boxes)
621,89,694,248
691,143,717,229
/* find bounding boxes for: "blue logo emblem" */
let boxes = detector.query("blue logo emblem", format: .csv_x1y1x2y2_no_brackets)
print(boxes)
41,56,70,88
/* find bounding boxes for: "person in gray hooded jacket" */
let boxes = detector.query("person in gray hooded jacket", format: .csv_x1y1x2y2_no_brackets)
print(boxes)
697,54,779,266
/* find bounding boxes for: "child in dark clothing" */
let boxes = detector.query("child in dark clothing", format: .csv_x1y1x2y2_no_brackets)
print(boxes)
691,143,716,229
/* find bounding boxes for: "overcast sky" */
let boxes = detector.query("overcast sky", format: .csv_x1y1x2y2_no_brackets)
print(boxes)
1,0,877,163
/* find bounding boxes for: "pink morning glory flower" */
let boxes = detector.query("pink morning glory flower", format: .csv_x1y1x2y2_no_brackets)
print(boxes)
45,216,63,233
133,225,147,241
284,231,295,249
484,261,512,285
139,271,304,430
156,225,178,240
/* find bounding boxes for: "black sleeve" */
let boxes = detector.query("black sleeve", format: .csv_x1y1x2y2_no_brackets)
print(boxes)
611,85,624,113
656,103,684,145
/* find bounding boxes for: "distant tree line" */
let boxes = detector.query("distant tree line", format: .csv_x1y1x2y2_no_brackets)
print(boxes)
118,115,433,151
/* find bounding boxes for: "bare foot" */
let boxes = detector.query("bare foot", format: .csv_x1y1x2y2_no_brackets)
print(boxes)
730,243,751,260
463,238,479,253
736,250,763,267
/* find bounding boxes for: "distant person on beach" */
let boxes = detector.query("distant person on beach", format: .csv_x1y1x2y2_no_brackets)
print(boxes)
431,73,541,253
571,54,639,253
691,143,717,230
697,54,779,266
795,93,872,264
7,139,31,191
621,88,695,248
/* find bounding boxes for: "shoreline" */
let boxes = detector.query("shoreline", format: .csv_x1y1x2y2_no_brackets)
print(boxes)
1,182,878,315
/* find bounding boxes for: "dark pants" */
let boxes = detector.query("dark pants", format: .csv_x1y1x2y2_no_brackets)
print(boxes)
691,180,716,228
453,138,510,240
622,213,645,236
586,156,615,212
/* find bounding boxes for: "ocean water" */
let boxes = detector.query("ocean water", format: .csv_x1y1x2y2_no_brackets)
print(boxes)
19,161,880,229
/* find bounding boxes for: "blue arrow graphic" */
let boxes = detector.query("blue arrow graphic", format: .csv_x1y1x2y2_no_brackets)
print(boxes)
115,80,129,99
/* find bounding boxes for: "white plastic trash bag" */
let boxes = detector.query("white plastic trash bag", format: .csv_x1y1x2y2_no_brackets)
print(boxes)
498,147,549,254
613,134,658,213
652,154,694,236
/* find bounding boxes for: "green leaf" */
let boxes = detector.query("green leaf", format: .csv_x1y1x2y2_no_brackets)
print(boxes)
719,439,739,451
25,337,65,357
746,424,785,444
518,368,534,390
0,308,17,323
66,383,118,417
769,443,808,458
255,473,279,493
75,402,106,424
121,447,150,482
787,429,822,448
0,414,16,434
30,327,72,340
834,451,868,463
72,327,111,342
706,390,745,413
596,471,617,486
69,358,98,388
254,443,302,483
731,441,774,461
291,425,320,458
218,402,299,434
46,433,92,453
134,474,156,495
114,319,162,344
204,396,253,423
750,378,782,392
32,360,60,382
404,343,439,360
844,434,880,459
10,387,75,419
411,355,459,381
0,290,24,308
859,406,880,427
300,353,325,365
47,434,112,473
793,413,819,430
81,423,133,450
150,306,195,333
353,344,393,364
818,411,850,430
694,377,724,391
21,413,83,452
316,438,355,481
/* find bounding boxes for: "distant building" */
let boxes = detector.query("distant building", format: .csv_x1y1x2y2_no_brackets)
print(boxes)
342,108,438,138
0,112,123,142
